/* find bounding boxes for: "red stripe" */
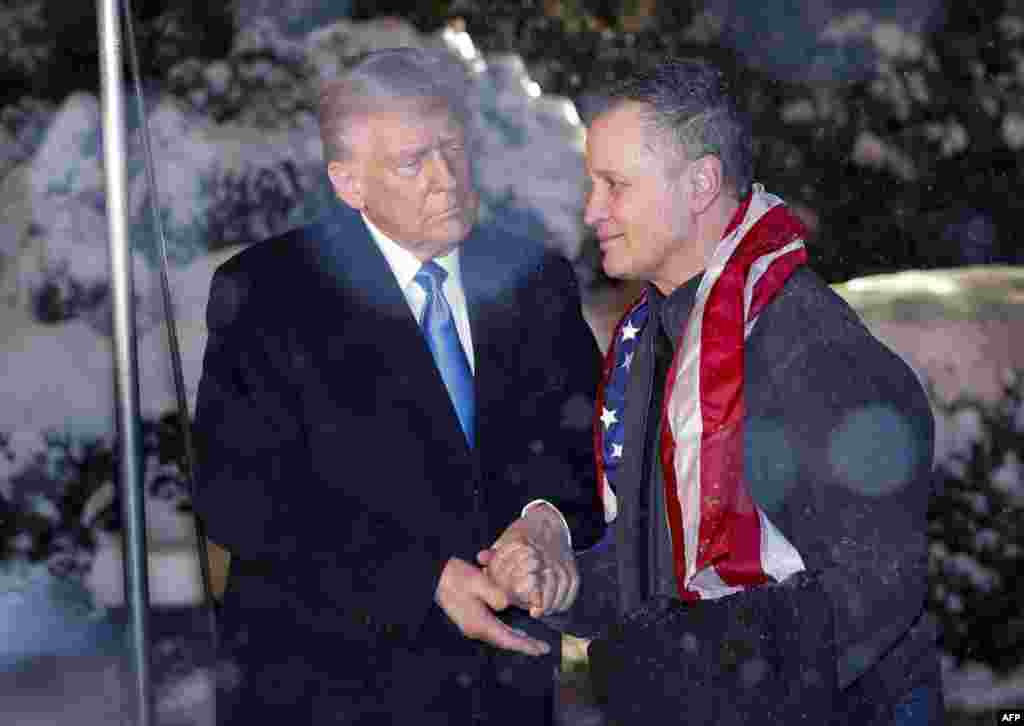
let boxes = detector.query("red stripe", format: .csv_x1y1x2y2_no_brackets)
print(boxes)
660,193,754,599
658,320,696,601
750,248,807,319
697,241,749,579
662,198,808,597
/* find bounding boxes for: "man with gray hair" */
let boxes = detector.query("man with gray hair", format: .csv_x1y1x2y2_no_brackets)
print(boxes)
193,47,605,725
576,57,942,724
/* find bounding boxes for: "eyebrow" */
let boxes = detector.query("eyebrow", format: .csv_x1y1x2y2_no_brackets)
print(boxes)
396,129,464,155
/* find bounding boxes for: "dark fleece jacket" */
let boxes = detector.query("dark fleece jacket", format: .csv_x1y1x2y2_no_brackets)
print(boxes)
563,267,942,725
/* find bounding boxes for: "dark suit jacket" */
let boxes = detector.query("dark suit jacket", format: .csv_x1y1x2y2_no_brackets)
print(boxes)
193,200,605,725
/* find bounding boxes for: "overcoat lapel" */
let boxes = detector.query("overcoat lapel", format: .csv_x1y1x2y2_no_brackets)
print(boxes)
461,232,522,466
306,203,472,462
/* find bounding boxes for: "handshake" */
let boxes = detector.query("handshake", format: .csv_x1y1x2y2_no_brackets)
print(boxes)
433,502,579,657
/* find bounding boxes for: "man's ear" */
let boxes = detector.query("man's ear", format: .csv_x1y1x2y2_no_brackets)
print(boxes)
689,155,723,214
327,160,364,210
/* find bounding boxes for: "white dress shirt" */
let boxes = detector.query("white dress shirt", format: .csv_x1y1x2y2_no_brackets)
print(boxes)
361,213,475,372
361,213,573,549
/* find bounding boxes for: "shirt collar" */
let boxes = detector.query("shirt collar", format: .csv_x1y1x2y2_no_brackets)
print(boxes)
361,212,463,292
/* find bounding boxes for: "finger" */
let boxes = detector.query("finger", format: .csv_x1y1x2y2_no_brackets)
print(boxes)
490,548,539,592
492,544,536,574
486,552,528,592
476,573,510,612
513,571,542,605
553,564,574,612
507,550,543,585
560,566,581,612
476,548,495,567
542,568,563,616
528,575,544,610
531,568,559,618
478,618,551,657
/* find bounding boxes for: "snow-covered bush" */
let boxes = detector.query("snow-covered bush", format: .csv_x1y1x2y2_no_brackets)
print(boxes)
0,97,54,179
0,413,191,578
928,370,1024,674
166,18,314,125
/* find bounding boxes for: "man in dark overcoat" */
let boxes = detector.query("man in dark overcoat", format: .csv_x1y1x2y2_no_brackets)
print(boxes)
193,47,605,725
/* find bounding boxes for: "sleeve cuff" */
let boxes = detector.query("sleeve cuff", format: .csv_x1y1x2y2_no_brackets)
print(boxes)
521,499,572,550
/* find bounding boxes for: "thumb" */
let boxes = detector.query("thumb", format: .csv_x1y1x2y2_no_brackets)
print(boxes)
476,548,495,567
476,573,510,612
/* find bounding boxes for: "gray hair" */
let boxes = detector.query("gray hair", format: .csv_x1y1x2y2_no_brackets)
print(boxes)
606,58,753,198
318,47,472,163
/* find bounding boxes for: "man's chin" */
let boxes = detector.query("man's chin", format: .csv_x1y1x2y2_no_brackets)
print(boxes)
600,254,632,282
424,217,475,254
437,209,476,238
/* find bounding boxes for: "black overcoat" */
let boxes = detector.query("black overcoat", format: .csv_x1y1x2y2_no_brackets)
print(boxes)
192,200,605,725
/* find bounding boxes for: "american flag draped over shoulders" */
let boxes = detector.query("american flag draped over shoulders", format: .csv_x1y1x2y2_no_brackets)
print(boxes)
595,185,811,602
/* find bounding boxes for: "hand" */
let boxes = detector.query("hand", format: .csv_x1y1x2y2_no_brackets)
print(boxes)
477,540,544,613
434,557,551,657
477,505,579,618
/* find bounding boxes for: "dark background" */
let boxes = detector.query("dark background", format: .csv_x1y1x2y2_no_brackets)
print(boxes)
4,0,1021,284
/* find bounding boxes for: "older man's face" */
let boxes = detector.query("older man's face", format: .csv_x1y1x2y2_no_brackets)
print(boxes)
330,98,479,261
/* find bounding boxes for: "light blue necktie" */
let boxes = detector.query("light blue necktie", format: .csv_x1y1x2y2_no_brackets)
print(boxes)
414,261,475,446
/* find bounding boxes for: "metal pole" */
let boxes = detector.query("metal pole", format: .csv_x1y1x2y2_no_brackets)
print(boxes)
97,0,154,723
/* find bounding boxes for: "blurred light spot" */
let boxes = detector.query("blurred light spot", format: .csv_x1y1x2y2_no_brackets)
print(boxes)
680,632,699,653
827,405,918,496
745,418,798,513
780,99,816,124
523,80,542,98
1002,112,1024,149
842,643,877,677
561,394,593,431
441,27,479,62
740,657,768,688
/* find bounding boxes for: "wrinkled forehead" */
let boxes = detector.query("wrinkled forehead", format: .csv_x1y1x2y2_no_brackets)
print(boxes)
357,97,466,144
586,102,659,165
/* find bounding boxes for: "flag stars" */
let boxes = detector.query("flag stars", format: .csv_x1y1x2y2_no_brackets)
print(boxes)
619,351,634,370
621,320,640,342
600,406,619,430
611,443,624,458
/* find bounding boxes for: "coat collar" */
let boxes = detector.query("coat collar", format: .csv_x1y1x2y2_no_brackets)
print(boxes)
307,201,514,461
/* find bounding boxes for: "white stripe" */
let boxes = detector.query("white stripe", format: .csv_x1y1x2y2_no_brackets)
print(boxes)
689,565,745,600
666,185,807,594
668,187,780,585
744,240,806,320
601,472,618,523
670,290,706,585
743,240,805,337
758,509,806,581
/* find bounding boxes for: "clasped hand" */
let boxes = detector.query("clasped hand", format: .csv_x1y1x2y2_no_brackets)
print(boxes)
477,507,578,618
434,506,578,657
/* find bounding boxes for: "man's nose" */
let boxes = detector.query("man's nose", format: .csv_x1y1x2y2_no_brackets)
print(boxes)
428,150,458,191
583,187,604,227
